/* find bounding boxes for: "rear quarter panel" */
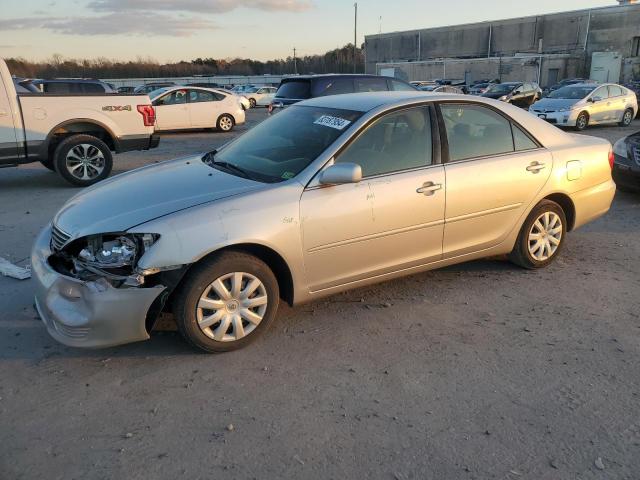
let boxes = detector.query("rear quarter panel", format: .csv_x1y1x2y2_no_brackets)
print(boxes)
545,133,615,229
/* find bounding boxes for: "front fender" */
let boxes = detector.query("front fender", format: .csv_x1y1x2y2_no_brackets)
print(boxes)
129,183,307,296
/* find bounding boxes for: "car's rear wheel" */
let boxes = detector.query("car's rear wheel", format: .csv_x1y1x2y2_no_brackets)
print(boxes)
53,134,113,187
217,114,234,132
575,111,589,131
619,108,634,127
509,200,567,269
174,251,280,353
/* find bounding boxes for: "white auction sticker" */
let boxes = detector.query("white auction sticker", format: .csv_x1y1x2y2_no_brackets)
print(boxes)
313,115,351,130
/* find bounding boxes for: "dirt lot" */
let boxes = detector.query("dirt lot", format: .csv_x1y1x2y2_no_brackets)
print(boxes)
1,110,639,480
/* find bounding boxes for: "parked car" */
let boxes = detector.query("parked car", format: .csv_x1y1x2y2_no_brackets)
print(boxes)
0,59,158,186
12,77,40,93
612,130,640,192
133,82,177,95
624,80,640,117
433,79,469,94
31,78,117,94
482,82,541,107
33,91,615,352
243,86,277,108
231,85,257,94
150,86,245,132
469,82,496,95
546,78,596,95
116,86,136,94
419,85,464,94
269,74,416,113
188,82,221,88
529,83,637,130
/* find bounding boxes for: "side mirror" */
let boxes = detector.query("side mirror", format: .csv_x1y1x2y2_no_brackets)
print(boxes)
319,163,362,185
591,96,602,103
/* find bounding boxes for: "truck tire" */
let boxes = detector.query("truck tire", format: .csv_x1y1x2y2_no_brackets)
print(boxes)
53,135,113,187
39,159,55,172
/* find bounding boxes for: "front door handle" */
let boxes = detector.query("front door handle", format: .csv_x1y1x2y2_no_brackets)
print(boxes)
526,161,546,173
416,181,442,196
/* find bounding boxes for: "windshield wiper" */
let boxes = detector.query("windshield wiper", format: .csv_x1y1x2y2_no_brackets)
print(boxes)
212,160,254,180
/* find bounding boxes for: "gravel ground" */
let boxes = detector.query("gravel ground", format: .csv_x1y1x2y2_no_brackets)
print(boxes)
0,110,639,480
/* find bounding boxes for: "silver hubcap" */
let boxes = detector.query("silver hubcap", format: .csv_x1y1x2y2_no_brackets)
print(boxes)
66,144,105,180
196,272,268,342
220,117,233,131
623,111,632,124
528,211,563,261
577,115,587,129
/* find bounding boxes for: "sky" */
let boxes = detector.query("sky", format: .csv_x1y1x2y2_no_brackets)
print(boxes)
0,0,615,62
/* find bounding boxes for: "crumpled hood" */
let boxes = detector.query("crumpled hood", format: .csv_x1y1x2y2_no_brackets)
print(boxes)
54,155,263,238
531,98,580,111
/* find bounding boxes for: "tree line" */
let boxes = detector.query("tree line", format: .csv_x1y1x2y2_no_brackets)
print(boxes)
6,44,364,79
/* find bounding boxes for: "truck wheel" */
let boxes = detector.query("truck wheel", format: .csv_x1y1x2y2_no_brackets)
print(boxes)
39,159,55,172
53,135,113,187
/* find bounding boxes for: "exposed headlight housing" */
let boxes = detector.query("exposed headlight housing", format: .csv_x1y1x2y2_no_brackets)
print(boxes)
71,233,160,283
612,138,628,159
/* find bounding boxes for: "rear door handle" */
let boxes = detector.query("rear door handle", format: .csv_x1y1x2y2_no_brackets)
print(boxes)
526,161,546,173
416,181,442,195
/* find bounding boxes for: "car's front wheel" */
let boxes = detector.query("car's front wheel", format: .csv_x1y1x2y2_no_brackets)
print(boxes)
509,200,567,269
249,98,257,108
575,111,589,131
174,251,280,353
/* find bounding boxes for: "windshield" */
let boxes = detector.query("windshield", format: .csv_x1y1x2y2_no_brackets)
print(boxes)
548,85,595,99
275,80,311,99
210,105,362,183
486,83,517,94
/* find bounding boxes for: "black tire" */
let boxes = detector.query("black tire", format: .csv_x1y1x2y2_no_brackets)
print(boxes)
173,251,280,353
509,200,567,269
39,158,55,172
619,108,634,127
216,114,235,132
249,98,257,108
575,111,589,131
53,134,112,187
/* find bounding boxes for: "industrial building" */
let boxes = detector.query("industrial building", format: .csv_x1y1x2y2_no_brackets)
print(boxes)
364,1,640,86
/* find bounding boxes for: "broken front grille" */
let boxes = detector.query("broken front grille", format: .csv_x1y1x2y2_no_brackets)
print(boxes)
51,224,71,252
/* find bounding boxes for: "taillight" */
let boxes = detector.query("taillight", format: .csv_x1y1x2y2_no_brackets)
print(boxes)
608,149,614,170
137,105,156,126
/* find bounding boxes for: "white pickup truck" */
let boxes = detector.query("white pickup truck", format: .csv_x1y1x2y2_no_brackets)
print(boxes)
0,59,159,186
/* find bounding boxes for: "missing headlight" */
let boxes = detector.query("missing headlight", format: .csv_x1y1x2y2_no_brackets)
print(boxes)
58,233,160,287
78,236,138,268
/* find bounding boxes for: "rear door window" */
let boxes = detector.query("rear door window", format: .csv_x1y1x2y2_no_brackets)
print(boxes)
354,77,388,92
608,85,623,97
311,78,354,97
275,80,311,99
388,79,416,91
440,103,514,161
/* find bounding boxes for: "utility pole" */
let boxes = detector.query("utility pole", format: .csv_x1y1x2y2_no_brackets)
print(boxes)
293,47,297,75
353,2,358,73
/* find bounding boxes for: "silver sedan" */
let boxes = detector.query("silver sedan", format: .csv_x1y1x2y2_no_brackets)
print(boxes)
32,92,616,352
530,83,637,130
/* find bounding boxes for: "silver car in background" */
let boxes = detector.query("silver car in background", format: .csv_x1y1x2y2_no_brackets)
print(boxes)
530,83,637,130
32,92,616,353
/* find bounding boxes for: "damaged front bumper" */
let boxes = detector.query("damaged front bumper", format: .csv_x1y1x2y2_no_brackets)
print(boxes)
31,225,166,348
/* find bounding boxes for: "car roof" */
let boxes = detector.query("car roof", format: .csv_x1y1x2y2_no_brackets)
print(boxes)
283,74,393,81
299,91,477,112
